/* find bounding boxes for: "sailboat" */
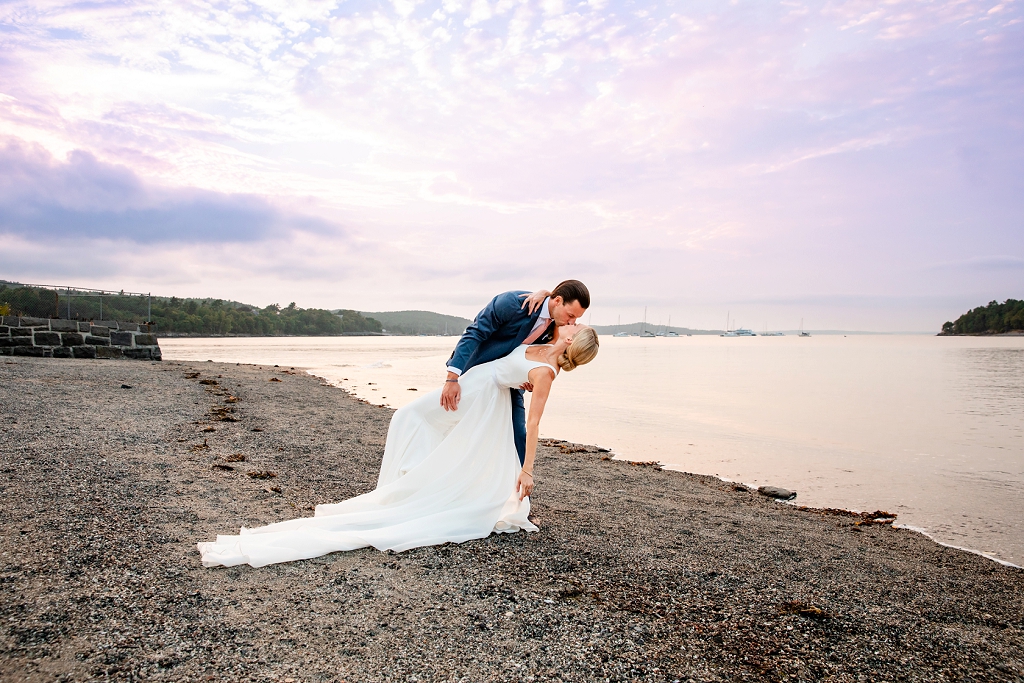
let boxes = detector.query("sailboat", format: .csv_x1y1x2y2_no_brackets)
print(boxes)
721,311,735,337
799,318,811,337
640,307,656,337
613,313,630,337
721,311,756,337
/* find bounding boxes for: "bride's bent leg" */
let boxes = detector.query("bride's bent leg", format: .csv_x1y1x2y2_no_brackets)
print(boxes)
376,388,462,488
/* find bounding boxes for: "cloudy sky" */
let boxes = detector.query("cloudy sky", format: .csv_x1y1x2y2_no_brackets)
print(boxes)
0,0,1021,330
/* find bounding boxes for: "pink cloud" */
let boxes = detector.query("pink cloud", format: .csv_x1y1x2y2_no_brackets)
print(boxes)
0,0,1020,330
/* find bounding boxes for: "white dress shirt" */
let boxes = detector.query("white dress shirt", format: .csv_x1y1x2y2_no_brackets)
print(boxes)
447,297,551,377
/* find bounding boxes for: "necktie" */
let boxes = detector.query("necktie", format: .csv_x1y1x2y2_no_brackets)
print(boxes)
523,319,552,345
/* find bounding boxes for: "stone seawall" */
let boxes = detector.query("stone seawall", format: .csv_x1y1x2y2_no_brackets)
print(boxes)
0,317,161,360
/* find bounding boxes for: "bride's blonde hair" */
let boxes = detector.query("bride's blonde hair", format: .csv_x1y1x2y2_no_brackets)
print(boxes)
558,327,599,371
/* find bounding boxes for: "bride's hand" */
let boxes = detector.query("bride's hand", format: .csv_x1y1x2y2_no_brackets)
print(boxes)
516,470,534,500
519,289,550,315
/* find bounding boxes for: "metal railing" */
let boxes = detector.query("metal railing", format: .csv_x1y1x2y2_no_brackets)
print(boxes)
0,282,152,322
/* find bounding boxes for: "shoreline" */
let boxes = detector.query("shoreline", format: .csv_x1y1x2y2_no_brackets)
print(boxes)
2,357,1021,682
305,368,1024,571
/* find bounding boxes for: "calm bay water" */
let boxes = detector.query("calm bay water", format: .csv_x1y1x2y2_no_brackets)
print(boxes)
161,335,1024,566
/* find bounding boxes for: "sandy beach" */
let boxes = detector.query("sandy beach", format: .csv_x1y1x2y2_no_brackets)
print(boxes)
1,357,1022,682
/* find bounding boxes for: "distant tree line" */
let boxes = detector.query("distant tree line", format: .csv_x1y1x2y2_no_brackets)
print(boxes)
154,299,382,335
0,284,59,318
0,284,382,336
942,299,1024,335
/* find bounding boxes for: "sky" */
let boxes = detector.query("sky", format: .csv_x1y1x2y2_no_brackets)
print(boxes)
0,0,1021,331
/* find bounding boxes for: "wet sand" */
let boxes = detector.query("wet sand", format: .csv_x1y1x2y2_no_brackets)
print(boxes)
1,358,1022,682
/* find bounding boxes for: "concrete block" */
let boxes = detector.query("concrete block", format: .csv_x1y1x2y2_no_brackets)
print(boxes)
96,320,119,329
73,345,97,359
96,346,123,359
110,331,134,346
11,328,32,337
34,331,61,346
135,333,158,346
52,346,73,358
50,319,79,332
124,347,152,360
120,323,140,332
61,333,85,347
90,326,110,337
78,321,92,332
19,317,48,327
0,326,7,335
0,316,15,326
85,335,110,346
150,347,162,361
14,346,46,357
0,347,10,356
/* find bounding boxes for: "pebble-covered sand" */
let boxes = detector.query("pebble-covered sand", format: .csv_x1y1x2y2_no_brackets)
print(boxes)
1,357,1022,682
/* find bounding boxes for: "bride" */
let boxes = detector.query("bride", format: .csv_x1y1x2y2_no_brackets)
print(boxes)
197,324,600,568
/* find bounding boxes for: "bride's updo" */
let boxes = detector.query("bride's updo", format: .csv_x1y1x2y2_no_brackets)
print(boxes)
557,327,599,371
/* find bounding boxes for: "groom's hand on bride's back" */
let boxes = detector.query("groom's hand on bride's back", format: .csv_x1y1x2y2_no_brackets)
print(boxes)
441,375,461,411
519,289,550,315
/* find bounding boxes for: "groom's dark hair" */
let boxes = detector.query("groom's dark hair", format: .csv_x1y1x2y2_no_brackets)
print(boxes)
552,280,590,309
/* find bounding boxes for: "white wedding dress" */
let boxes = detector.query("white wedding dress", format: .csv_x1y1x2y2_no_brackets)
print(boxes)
197,345,553,568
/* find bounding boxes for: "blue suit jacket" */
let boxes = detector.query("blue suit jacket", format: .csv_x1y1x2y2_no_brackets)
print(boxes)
447,291,555,465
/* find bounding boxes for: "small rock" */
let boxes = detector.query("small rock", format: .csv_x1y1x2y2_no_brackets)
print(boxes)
758,486,797,500
120,384,133,389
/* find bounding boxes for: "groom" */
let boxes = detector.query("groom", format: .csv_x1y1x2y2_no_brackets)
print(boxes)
441,280,590,466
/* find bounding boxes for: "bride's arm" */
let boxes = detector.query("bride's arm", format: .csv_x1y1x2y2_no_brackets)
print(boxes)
517,367,554,500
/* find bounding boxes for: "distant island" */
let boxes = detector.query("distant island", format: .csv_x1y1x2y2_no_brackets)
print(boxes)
358,310,471,336
941,299,1024,335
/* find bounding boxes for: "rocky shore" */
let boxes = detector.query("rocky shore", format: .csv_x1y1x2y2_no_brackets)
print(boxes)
1,358,1022,682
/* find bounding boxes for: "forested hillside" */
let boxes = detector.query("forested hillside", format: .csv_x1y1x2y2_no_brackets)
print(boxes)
0,284,382,336
359,310,471,336
154,300,381,335
941,299,1024,335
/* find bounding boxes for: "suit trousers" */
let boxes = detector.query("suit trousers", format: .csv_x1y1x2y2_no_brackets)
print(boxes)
510,388,526,466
